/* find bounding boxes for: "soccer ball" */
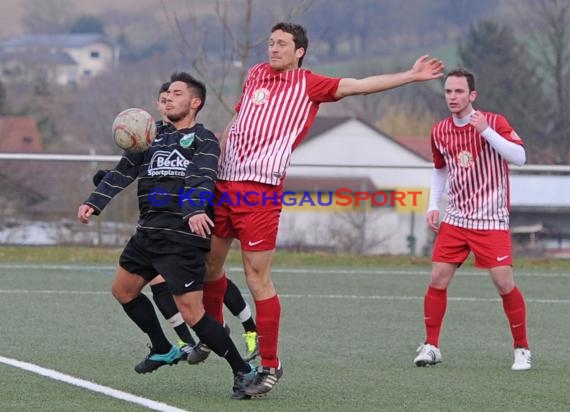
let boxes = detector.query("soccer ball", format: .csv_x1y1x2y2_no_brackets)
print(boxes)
112,108,157,152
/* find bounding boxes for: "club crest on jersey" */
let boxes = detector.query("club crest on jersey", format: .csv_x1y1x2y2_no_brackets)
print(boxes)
148,149,190,177
457,150,474,168
180,133,195,148
252,88,270,105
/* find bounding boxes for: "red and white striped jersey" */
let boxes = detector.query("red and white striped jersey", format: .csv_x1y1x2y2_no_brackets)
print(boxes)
218,63,340,185
431,111,524,230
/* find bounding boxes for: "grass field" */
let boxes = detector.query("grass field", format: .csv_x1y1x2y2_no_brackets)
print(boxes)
1,248,569,411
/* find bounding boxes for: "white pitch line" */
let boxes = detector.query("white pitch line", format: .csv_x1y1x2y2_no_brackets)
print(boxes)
0,356,190,412
0,289,109,295
1,263,569,278
0,289,568,304
276,293,570,304
0,263,115,271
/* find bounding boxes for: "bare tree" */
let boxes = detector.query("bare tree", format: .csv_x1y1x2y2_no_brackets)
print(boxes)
517,0,570,163
65,62,160,154
458,20,550,161
159,0,314,123
325,209,395,255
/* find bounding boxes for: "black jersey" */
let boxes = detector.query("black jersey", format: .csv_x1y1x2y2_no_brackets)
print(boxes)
155,119,173,135
84,123,220,250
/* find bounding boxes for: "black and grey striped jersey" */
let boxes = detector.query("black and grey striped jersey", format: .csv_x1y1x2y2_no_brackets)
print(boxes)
84,123,220,249
156,119,173,135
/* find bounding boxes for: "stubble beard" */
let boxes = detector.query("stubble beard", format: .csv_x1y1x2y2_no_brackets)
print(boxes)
166,107,190,123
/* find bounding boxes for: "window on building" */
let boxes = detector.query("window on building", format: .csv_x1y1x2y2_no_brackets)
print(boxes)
22,136,34,144
90,50,100,58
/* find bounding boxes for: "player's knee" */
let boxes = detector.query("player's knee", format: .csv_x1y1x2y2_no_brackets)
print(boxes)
495,279,516,295
245,270,274,296
111,284,136,304
179,305,205,327
111,278,142,303
205,256,225,279
429,273,451,288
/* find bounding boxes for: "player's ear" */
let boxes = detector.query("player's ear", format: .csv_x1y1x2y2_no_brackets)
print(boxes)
190,97,202,110
295,47,305,61
469,90,477,103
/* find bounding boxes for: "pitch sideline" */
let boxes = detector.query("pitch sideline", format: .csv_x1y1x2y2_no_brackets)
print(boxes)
0,356,190,412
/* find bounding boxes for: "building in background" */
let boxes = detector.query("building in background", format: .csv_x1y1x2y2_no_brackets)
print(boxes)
282,117,432,256
0,33,119,86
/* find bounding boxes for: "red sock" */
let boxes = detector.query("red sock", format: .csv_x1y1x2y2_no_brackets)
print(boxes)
501,286,529,348
255,295,281,368
424,286,447,347
203,274,227,324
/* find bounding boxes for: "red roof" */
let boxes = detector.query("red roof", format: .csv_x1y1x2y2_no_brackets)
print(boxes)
393,136,432,161
0,116,43,152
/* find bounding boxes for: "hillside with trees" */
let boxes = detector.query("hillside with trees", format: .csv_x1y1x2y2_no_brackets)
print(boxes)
1,0,569,163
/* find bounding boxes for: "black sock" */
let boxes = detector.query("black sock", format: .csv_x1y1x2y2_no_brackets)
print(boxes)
122,294,171,354
242,318,256,333
224,279,256,332
151,282,196,345
192,313,250,374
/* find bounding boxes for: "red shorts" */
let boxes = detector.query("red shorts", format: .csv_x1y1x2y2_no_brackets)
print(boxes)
212,180,282,251
432,222,513,268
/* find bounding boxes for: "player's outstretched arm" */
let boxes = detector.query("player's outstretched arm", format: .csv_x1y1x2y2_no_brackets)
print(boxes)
335,55,444,99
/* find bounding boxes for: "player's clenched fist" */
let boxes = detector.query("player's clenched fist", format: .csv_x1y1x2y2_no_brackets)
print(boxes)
469,110,489,133
77,204,94,224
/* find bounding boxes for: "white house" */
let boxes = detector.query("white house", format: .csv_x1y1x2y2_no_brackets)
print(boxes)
280,117,433,255
0,34,119,86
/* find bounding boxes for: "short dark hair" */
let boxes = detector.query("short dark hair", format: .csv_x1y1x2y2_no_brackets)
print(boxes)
445,67,475,92
271,22,309,67
157,81,170,98
169,72,207,113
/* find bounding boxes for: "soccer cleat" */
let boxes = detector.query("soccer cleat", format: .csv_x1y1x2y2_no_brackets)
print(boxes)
231,364,257,400
414,343,442,367
242,331,259,362
186,324,230,365
512,348,532,371
134,345,183,374
177,340,193,362
244,364,283,397
185,343,211,365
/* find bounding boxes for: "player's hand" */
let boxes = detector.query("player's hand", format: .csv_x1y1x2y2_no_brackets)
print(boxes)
411,55,444,81
188,213,214,238
469,110,489,133
427,210,440,232
77,204,95,224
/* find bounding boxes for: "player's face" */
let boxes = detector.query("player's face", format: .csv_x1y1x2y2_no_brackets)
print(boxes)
165,81,197,123
157,92,168,122
268,29,304,72
444,76,477,118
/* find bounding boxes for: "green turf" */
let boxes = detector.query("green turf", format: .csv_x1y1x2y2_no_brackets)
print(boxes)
0,261,569,411
3,246,570,271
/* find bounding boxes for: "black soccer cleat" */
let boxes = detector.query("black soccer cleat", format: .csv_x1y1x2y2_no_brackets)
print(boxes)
134,345,183,374
244,364,283,397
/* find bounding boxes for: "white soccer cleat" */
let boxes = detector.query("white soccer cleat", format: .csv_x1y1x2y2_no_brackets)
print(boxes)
511,348,532,371
414,343,442,367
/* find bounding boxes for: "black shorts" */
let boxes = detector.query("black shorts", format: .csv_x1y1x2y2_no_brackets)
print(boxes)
119,231,207,295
